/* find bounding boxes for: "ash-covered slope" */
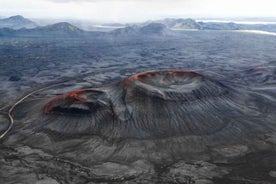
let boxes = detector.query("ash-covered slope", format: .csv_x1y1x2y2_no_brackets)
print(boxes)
5,69,274,144
1,69,276,183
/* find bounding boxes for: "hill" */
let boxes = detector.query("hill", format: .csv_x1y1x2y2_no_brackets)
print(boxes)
16,22,86,37
157,18,200,30
111,23,171,36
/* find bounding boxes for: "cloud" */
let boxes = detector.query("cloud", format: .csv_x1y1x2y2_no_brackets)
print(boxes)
44,0,159,2
45,0,94,2
1,0,276,22
44,0,184,3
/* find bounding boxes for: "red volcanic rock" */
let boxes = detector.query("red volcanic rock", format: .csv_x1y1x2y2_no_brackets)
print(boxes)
44,89,87,113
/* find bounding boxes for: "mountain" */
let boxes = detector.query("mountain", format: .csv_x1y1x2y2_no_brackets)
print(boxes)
0,15,37,29
33,22,83,33
156,18,200,30
111,25,139,35
139,23,169,34
17,22,85,36
111,23,170,36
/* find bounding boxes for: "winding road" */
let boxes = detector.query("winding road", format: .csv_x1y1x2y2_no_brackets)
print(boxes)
0,83,64,140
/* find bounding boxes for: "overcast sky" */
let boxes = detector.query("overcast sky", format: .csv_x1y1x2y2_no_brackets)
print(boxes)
1,0,276,23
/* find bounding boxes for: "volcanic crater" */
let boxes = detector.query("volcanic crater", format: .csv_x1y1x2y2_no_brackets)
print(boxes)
6,69,268,141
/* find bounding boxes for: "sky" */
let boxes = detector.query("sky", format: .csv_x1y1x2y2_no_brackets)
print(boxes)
1,0,276,23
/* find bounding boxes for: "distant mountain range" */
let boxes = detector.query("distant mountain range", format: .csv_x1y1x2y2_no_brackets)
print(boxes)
0,15,37,29
151,18,276,32
1,15,276,37
0,22,85,37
